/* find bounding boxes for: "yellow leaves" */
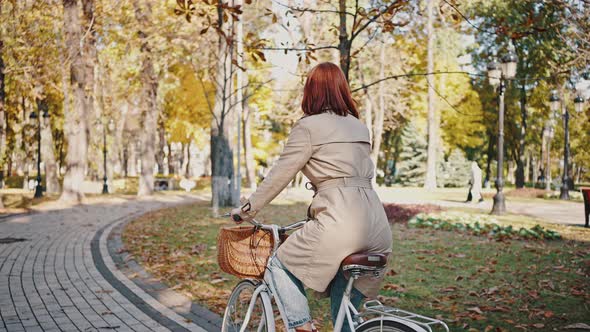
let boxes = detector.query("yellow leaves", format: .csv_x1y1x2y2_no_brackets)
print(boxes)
163,62,213,143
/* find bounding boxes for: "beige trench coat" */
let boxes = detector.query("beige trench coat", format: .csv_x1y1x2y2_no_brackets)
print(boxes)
244,112,392,298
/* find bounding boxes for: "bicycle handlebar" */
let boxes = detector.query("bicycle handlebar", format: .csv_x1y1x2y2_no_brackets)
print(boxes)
221,213,309,232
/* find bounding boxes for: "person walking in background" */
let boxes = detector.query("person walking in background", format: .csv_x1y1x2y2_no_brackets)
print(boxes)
467,161,484,203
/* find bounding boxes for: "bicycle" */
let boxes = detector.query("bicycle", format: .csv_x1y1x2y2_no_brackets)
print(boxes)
220,214,450,332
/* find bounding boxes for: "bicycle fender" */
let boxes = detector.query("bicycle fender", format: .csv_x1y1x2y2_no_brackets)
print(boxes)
259,289,276,331
356,317,429,332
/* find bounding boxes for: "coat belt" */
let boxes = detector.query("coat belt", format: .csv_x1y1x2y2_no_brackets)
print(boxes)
313,176,373,193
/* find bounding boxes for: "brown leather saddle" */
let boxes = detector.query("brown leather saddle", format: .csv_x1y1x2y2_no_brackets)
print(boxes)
341,253,387,276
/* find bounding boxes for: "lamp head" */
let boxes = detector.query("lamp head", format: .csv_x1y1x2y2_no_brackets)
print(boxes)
487,60,501,86
573,95,584,113
108,118,116,132
549,90,560,113
41,101,49,117
500,50,518,79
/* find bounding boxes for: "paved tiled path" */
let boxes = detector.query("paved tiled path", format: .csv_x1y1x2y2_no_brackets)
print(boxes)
0,195,217,332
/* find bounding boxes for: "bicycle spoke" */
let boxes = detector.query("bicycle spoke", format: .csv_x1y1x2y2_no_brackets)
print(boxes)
223,281,270,332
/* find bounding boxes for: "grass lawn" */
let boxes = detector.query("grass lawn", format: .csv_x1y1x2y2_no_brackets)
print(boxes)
0,188,59,214
122,200,590,332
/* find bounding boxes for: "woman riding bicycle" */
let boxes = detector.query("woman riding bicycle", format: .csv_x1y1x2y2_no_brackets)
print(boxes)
231,62,392,332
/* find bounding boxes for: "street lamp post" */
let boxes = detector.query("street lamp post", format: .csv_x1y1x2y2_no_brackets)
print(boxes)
549,89,585,200
543,123,555,191
100,118,115,194
30,100,49,199
487,48,517,215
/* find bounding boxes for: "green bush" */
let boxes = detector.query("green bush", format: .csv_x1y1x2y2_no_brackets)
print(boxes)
408,212,561,240
4,175,46,189
396,123,427,186
195,176,211,190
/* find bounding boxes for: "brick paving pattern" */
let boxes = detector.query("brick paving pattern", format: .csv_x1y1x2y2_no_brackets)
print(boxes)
0,195,210,332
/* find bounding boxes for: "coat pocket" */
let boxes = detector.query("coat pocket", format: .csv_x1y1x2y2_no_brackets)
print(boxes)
308,195,328,218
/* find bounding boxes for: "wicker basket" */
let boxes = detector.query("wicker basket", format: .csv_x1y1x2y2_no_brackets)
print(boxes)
217,226,279,279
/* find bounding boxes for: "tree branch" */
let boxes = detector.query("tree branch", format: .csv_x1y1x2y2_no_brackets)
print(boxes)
271,0,354,16
350,0,405,42
251,45,339,52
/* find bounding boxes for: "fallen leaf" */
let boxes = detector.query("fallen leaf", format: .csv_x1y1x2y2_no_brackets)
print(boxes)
563,323,590,330
450,253,467,258
190,243,207,255
210,278,227,285
441,286,458,292
467,306,483,315
386,269,398,276
486,286,499,295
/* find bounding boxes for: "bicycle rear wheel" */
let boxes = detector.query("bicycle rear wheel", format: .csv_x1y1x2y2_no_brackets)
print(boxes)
222,279,272,332
355,319,426,332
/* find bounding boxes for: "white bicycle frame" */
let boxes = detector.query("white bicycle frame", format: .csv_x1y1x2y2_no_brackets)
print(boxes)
234,223,295,332
233,222,363,332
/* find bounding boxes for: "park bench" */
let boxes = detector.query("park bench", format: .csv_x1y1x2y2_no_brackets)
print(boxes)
582,187,590,228
154,177,177,191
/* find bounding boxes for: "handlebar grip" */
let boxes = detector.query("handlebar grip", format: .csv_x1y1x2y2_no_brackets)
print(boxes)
232,214,243,222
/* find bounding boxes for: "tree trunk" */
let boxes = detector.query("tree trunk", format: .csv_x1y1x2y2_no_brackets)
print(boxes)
0,3,5,204
127,141,137,176
370,41,386,170
524,152,534,187
122,146,129,177
530,153,537,187
185,140,191,178
133,0,158,196
211,134,234,208
424,0,438,190
156,115,166,175
338,0,351,80
179,142,186,173
364,95,373,142
60,0,91,203
211,0,236,212
82,0,98,178
507,160,515,184
20,96,29,186
37,99,60,194
167,141,174,175
54,15,70,178
515,80,527,188
234,0,245,202
113,102,128,176
243,104,256,190
484,130,494,188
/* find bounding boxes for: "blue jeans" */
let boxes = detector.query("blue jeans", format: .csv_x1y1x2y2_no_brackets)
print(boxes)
265,256,365,331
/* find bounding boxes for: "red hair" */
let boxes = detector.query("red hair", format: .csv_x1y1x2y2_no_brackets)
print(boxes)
301,62,359,118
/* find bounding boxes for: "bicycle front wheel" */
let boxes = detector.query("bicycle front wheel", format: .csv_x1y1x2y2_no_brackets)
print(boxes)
222,279,272,332
355,319,426,332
